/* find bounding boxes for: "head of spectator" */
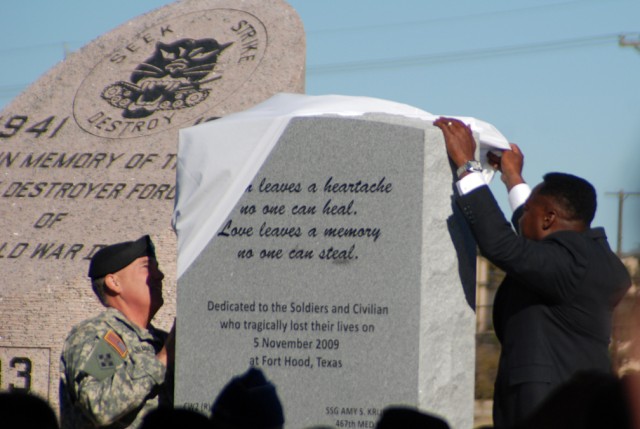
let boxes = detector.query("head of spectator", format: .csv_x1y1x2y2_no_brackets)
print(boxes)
303,426,337,429
88,235,164,329
0,391,59,429
140,406,210,429
514,370,632,429
210,367,284,429
375,406,450,429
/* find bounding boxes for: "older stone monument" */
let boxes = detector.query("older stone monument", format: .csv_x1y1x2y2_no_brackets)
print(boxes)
174,94,509,428
0,0,304,409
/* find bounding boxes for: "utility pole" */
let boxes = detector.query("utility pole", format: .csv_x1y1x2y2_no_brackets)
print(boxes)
615,36,640,255
606,190,640,256
619,33,640,51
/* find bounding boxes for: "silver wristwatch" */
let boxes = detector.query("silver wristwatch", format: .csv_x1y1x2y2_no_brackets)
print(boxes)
456,160,482,178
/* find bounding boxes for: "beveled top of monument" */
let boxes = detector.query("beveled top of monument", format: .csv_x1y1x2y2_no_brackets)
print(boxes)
0,0,304,295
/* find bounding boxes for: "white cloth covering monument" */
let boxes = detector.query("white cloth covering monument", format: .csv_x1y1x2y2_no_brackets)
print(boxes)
173,93,509,428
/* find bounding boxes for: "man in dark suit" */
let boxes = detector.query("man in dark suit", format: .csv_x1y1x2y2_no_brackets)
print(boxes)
434,117,631,428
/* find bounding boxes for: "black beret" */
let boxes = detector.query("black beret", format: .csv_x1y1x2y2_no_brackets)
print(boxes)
88,235,156,279
210,367,284,429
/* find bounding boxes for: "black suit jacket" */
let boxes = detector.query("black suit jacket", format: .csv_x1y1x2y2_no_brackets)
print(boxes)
457,185,630,425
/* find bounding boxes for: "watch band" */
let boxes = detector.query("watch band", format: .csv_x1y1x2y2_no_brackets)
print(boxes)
456,160,482,178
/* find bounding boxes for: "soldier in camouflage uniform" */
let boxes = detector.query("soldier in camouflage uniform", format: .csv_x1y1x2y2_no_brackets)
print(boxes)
60,235,174,429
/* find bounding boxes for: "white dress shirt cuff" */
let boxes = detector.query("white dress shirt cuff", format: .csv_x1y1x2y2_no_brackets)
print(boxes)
455,171,486,195
508,183,531,212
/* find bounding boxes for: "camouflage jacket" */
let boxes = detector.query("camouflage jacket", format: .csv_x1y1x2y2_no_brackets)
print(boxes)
60,308,171,429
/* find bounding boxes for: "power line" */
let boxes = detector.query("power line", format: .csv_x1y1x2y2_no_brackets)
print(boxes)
0,0,596,53
0,1,609,56
0,32,627,98
619,33,640,51
0,41,82,55
0,84,29,100
308,33,618,75
307,0,595,36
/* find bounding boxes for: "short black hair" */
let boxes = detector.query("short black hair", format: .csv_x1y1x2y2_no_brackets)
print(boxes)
538,172,597,225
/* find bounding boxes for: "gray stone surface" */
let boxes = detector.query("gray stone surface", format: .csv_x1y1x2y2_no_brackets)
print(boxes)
0,0,304,410
176,115,476,428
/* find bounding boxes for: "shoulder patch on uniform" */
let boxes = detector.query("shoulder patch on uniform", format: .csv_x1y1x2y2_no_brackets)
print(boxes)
83,337,126,380
104,330,128,358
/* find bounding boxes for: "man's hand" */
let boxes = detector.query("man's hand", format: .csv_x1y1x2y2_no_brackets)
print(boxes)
434,117,476,168
487,143,525,190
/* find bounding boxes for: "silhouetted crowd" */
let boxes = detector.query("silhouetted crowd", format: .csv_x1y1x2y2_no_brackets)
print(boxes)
1,366,639,429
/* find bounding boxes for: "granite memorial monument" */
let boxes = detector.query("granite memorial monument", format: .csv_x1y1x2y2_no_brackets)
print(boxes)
173,93,510,428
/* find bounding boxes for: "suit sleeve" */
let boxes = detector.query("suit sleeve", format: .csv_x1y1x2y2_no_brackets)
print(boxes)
65,329,166,426
457,185,589,303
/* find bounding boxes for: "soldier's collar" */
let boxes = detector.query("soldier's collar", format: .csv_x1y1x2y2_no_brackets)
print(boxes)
105,307,156,341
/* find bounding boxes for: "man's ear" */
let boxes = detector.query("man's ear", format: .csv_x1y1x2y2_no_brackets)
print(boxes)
104,274,121,296
542,210,557,230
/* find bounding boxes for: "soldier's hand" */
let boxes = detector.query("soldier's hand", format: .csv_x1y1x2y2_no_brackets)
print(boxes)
156,320,175,366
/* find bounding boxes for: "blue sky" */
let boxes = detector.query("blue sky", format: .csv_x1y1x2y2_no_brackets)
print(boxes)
2,0,639,253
